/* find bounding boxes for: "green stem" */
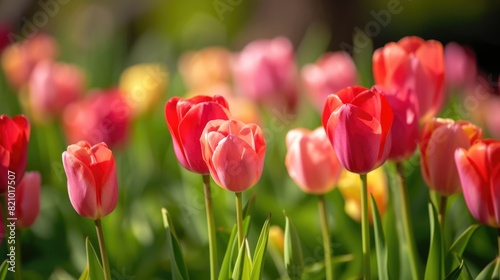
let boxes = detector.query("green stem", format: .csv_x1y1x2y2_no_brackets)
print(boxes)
94,219,111,280
497,228,500,259
235,192,244,246
396,162,421,280
14,229,22,280
318,195,333,280
438,195,447,232
203,174,218,280
360,173,371,280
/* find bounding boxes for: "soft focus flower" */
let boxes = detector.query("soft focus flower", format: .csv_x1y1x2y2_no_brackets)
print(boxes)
200,119,266,192
14,171,41,229
63,89,131,148
1,34,58,89
232,37,298,113
455,139,500,227
444,42,476,90
268,225,285,256
28,61,85,122
420,118,482,196
0,23,11,51
119,63,168,116
373,36,445,122
322,86,393,174
179,47,232,90
337,167,387,223
0,115,30,193
484,95,500,139
62,141,118,220
301,52,358,111
285,127,343,194
165,95,230,174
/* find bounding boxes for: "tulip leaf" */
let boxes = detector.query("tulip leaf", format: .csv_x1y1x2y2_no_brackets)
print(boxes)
475,258,500,280
444,258,465,280
162,208,189,280
250,214,272,280
302,255,355,280
0,260,8,280
284,211,304,280
371,195,389,280
232,239,251,280
445,224,480,273
78,266,89,280
425,202,444,280
85,237,105,280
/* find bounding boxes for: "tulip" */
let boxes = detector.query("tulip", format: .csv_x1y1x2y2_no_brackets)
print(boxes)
455,139,500,227
444,42,476,91
0,115,30,193
200,119,266,192
285,127,343,194
420,118,482,196
14,171,41,229
29,61,85,122
0,23,11,51
119,63,168,116
165,95,230,174
373,36,445,122
302,52,358,111
322,86,393,174
268,225,285,256
63,89,131,148
1,33,58,89
232,37,298,113
484,96,500,139
179,47,232,90
337,167,387,223
62,141,118,220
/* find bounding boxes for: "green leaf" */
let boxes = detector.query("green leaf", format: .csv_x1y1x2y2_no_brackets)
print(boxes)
78,266,89,280
302,255,355,280
445,224,480,272
284,211,304,280
0,259,8,280
162,208,189,280
85,237,105,280
243,241,253,280
445,258,464,280
425,202,444,280
232,240,249,280
371,195,389,280
475,258,500,280
250,214,272,280
219,224,238,280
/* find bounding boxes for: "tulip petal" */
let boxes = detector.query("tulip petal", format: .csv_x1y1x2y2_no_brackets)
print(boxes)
322,94,343,128
95,158,118,218
488,142,500,225
16,171,41,228
381,43,409,88
398,36,425,53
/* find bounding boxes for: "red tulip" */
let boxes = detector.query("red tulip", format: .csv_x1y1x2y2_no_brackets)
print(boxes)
63,89,131,148
62,141,118,220
420,118,482,196
455,139,500,227
373,36,445,122
322,86,393,174
13,171,41,229
232,37,298,113
285,127,343,194
165,95,231,174
29,61,85,121
444,42,476,90
302,52,358,111
0,115,30,193
200,119,266,192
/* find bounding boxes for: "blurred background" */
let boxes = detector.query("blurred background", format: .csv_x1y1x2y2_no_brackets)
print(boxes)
0,0,500,279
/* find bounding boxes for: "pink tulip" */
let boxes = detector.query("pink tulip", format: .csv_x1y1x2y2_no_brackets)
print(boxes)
455,139,500,227
232,37,298,113
285,127,343,194
0,115,30,193
200,119,266,192
62,141,118,220
63,89,131,148
444,42,476,90
14,171,41,229
420,118,482,196
29,61,85,121
322,86,393,174
484,95,500,139
373,36,445,122
165,95,231,174
302,52,358,111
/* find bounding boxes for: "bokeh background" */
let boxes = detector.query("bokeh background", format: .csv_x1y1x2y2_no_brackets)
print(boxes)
1,0,500,279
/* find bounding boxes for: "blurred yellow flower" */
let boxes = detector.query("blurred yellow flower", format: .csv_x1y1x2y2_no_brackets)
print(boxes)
268,225,285,256
337,167,387,223
119,63,168,116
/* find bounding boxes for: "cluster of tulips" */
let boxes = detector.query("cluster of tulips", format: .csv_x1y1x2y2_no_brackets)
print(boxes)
1,31,500,280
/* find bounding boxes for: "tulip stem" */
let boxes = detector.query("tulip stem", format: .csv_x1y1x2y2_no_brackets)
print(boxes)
14,229,22,280
95,219,111,280
438,195,447,232
318,195,333,280
203,174,218,280
396,162,421,280
497,228,500,259
360,173,371,280
235,192,244,246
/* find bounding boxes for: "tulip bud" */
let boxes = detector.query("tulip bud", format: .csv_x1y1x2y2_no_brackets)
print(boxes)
285,127,343,194
179,47,232,90
455,139,500,227
62,141,118,220
420,118,482,196
0,115,30,193
200,119,266,192
14,171,41,229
